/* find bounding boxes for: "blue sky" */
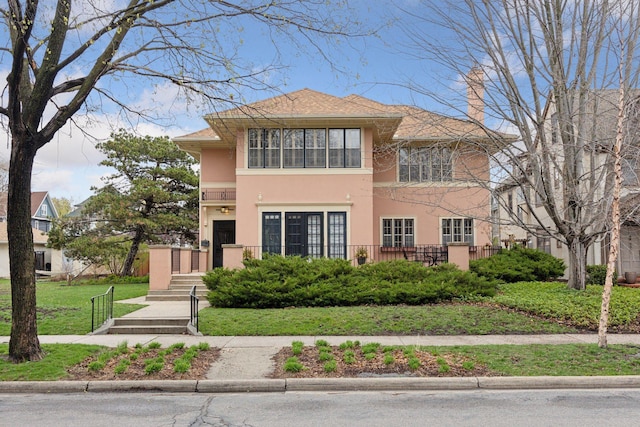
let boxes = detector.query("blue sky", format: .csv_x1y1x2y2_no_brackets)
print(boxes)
0,0,473,204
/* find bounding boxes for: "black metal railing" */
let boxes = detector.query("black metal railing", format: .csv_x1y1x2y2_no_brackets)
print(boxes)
189,285,199,333
469,245,502,260
241,244,502,266
202,188,236,201
91,286,114,333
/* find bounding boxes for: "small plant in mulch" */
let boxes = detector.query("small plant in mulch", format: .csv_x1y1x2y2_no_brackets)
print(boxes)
67,341,219,380
283,357,305,373
271,340,495,379
292,341,304,356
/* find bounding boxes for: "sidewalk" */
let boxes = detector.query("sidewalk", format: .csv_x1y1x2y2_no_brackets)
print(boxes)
2,297,640,393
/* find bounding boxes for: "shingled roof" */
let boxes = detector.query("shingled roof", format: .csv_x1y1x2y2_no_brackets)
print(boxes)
176,88,512,151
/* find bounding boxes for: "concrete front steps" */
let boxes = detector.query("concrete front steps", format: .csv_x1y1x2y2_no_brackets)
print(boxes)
145,274,207,302
106,317,192,335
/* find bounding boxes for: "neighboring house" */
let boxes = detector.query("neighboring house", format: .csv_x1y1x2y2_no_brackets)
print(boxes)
66,197,99,228
0,191,65,277
174,81,511,269
30,191,58,232
0,222,51,277
495,90,640,276
0,191,58,232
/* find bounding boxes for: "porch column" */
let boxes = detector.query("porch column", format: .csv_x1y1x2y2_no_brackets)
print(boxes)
447,242,470,271
149,245,172,291
222,244,244,269
199,249,209,272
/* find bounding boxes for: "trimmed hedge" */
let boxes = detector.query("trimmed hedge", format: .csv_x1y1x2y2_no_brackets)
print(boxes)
586,264,616,286
203,255,498,308
469,246,565,283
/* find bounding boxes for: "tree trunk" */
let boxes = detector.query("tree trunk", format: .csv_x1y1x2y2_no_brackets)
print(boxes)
566,238,587,290
121,225,144,277
8,135,43,362
598,64,626,349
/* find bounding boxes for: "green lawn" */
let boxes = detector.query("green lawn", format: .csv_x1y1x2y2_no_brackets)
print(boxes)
198,303,576,336
198,281,640,336
430,343,640,376
0,344,104,380
0,279,148,335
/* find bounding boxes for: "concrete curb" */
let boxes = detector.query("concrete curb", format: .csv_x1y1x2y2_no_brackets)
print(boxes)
2,376,640,393
477,375,640,389
87,380,198,393
285,377,479,391
197,379,286,393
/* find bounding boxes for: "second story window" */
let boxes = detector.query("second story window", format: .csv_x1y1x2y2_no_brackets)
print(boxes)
303,129,326,168
249,129,281,168
329,129,361,168
41,204,48,216
249,128,361,169
399,146,452,182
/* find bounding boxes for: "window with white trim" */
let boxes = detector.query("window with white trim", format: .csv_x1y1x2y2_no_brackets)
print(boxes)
382,218,414,247
441,218,474,245
41,204,48,216
399,146,452,182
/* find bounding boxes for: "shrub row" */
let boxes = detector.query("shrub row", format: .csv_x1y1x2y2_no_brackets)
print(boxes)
469,246,565,283
203,255,498,308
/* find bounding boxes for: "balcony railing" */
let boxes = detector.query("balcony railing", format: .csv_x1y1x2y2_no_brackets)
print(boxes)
202,188,236,201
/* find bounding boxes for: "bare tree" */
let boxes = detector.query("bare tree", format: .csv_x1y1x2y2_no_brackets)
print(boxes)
0,0,368,362
397,0,640,290
599,4,640,347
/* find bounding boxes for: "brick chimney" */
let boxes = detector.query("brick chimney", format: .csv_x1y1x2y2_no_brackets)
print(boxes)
467,66,484,124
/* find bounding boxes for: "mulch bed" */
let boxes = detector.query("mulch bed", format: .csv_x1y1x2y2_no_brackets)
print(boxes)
67,347,220,381
269,346,497,379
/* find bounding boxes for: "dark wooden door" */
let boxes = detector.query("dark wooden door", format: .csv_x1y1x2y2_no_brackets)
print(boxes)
213,220,236,268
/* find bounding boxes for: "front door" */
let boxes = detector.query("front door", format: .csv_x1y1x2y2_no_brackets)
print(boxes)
213,220,236,268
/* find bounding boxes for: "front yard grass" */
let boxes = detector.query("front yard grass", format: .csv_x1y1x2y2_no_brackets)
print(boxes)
198,303,576,336
199,281,640,335
0,279,148,335
0,344,104,380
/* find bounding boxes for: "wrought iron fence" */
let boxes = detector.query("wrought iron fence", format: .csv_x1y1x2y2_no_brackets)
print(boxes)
90,286,114,333
241,244,501,266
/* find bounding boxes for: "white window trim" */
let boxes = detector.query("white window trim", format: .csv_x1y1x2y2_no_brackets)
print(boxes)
380,216,417,247
440,217,475,245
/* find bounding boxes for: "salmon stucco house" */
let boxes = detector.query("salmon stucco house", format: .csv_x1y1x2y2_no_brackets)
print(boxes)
173,78,507,270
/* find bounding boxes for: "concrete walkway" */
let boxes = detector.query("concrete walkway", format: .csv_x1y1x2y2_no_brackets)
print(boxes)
3,298,640,393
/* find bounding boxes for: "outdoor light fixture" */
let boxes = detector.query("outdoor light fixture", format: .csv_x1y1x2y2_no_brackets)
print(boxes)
220,206,229,214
